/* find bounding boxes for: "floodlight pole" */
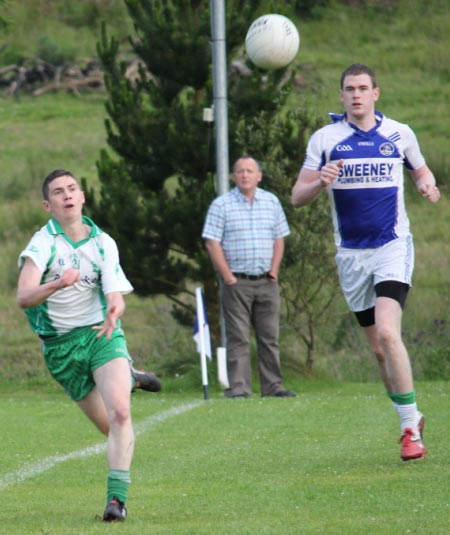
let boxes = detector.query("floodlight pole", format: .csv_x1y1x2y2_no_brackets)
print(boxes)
210,0,229,349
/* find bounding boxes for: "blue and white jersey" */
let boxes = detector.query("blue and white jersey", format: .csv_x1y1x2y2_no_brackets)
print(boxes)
303,111,426,249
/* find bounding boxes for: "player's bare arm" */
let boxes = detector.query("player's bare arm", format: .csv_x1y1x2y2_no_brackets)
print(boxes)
17,258,80,308
291,160,343,207
411,165,440,204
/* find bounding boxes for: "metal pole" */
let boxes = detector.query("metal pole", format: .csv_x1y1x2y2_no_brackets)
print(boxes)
210,0,229,196
210,0,229,348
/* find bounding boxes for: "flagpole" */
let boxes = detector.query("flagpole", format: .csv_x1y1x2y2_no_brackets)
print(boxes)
195,287,209,400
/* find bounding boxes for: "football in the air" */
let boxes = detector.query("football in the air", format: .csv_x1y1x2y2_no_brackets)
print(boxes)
245,14,300,70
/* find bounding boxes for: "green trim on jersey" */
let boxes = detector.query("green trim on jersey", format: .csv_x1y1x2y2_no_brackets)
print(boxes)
100,289,108,318
46,216,103,249
25,301,52,334
27,238,56,333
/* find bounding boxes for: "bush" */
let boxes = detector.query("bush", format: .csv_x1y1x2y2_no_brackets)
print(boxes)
36,35,77,65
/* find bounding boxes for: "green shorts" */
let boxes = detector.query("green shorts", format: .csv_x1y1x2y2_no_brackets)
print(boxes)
41,325,132,401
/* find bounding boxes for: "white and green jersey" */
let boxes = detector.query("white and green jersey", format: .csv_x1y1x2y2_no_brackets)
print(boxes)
18,216,133,337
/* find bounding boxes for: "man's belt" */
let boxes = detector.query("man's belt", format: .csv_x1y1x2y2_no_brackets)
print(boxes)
232,272,269,281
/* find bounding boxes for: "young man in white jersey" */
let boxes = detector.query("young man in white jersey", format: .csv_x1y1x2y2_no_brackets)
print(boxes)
17,169,161,521
291,64,440,461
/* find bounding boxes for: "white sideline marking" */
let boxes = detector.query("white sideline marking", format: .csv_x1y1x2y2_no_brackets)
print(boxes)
0,400,203,491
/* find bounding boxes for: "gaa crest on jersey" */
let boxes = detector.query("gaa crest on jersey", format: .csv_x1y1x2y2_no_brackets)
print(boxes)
379,142,395,156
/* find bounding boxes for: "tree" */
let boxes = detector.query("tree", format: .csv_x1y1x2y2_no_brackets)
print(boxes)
85,0,337,371
235,106,340,372
0,1,7,32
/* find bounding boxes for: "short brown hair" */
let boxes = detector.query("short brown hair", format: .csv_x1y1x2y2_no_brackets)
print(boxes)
340,63,378,89
42,169,77,200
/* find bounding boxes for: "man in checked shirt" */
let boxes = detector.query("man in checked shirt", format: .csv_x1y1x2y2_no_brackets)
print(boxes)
202,156,295,399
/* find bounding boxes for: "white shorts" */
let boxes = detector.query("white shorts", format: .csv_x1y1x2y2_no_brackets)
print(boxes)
335,235,414,312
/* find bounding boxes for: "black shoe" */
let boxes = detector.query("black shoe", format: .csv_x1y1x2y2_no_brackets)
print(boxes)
131,366,161,392
224,388,249,398
263,389,296,398
274,389,296,397
103,498,127,522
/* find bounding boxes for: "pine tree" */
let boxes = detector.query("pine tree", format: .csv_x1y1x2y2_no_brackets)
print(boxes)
85,0,338,369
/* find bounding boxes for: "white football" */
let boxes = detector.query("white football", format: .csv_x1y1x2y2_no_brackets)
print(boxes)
245,14,300,70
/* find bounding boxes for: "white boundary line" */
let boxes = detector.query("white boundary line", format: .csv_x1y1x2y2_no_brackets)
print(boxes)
0,400,203,491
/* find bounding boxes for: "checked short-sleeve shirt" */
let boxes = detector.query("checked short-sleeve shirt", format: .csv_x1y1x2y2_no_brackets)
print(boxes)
202,187,290,275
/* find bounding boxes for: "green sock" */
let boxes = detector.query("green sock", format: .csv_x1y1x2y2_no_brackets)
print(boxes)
107,469,131,504
391,391,416,405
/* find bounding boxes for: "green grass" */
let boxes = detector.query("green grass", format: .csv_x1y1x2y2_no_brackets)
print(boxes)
1,381,450,534
0,92,107,191
0,0,132,64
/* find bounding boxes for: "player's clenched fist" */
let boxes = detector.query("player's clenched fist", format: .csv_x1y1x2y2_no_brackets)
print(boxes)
319,159,344,187
418,183,440,204
59,267,81,288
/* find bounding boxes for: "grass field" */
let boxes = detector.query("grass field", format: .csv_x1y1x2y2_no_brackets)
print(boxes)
1,380,450,535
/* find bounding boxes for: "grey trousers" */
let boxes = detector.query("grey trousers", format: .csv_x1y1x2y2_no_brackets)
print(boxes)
223,277,284,396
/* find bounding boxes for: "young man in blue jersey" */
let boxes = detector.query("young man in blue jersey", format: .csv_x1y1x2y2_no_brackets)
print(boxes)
17,169,161,521
291,64,440,461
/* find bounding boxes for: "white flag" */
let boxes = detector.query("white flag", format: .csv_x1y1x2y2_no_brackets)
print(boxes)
193,288,212,361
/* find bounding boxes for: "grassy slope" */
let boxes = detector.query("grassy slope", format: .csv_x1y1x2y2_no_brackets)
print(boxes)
0,0,449,383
